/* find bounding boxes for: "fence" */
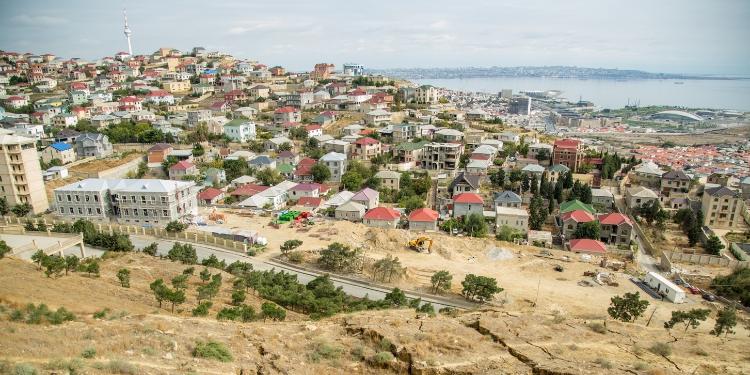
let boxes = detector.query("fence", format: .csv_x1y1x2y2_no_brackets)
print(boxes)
663,250,749,269
0,224,85,257
3,217,249,254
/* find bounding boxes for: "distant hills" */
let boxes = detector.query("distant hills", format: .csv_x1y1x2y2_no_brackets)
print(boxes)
366,66,735,80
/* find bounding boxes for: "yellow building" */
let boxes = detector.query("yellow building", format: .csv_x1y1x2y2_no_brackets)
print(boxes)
0,131,49,214
702,186,745,229
163,80,191,93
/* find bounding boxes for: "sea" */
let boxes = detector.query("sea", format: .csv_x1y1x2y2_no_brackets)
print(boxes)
413,77,750,111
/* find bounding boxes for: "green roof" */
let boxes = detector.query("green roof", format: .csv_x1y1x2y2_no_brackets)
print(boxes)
395,140,428,152
277,163,294,174
559,200,595,214
225,118,249,127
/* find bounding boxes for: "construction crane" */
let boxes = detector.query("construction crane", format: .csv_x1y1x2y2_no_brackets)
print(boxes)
408,237,433,253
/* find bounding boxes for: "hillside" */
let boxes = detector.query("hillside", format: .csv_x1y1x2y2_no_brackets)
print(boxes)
0,253,748,374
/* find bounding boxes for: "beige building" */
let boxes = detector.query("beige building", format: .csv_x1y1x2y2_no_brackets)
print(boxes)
374,170,401,190
702,186,745,229
163,80,191,93
415,85,440,104
0,131,49,214
495,207,529,233
421,142,463,171
41,142,76,165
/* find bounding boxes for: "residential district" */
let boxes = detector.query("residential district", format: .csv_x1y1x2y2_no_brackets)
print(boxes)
0,45,749,374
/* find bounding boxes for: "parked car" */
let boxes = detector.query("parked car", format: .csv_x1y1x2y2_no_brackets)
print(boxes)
688,286,701,294
702,293,716,302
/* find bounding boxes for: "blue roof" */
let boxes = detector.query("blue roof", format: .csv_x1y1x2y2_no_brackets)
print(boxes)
50,142,73,152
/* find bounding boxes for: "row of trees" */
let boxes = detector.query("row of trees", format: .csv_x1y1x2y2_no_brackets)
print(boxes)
30,251,100,279
607,292,739,337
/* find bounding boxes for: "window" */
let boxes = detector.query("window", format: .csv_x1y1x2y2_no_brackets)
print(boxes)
143,209,148,216
67,194,71,202
75,195,80,202
59,207,64,214
57,194,62,202
161,196,167,203
77,208,82,214
69,207,74,214
87,208,92,215
131,196,136,203
85,195,90,202
96,208,101,215
94,195,99,202
163,210,168,216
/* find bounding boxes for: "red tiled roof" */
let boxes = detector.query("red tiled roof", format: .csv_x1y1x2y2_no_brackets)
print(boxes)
561,209,596,223
298,158,317,166
364,207,401,221
408,208,439,222
295,164,313,176
170,160,195,171
297,197,323,208
354,137,379,145
147,90,171,97
291,183,320,192
569,239,607,254
119,96,140,103
598,213,632,226
470,153,490,160
275,106,298,113
148,143,172,152
554,139,581,149
305,125,321,131
197,188,223,200
6,96,24,101
453,193,483,204
231,184,268,196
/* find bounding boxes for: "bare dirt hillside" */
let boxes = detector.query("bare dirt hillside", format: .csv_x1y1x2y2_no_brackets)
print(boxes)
0,253,748,374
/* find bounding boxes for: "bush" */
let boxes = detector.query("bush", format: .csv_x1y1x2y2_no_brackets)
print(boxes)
45,358,84,374
81,347,97,359
105,359,137,374
193,341,233,362
11,363,38,375
594,357,612,369
165,221,187,233
167,242,198,264
307,340,343,363
649,342,672,357
14,304,75,325
93,308,110,319
192,301,212,317
287,251,304,263
371,351,394,365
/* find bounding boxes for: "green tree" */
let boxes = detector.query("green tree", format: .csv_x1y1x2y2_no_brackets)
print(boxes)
664,309,710,333
192,301,213,317
461,274,502,303
256,167,283,185
573,221,601,240
528,194,547,230
0,240,10,259
398,195,424,214
607,292,649,322
710,305,737,337
705,235,724,255
165,221,187,233
192,143,205,157
563,171,574,189
496,225,523,242
372,254,405,282
341,170,363,191
79,259,100,277
199,268,212,283
166,288,186,313
171,274,189,290
231,289,246,306
64,255,79,275
384,287,408,306
0,197,9,216
149,279,169,308
142,242,159,256
463,213,487,238
117,268,131,288
311,163,331,183
489,169,505,188
430,270,452,294
42,255,66,278
280,239,303,256
11,203,32,217
318,242,361,273
31,250,46,270
261,302,286,321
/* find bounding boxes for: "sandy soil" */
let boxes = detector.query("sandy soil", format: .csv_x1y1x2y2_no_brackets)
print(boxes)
203,207,738,324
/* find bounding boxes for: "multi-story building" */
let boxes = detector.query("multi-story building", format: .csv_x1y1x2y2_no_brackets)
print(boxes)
342,63,364,76
495,207,529,233
351,137,381,162
273,106,302,124
415,85,440,104
598,213,634,245
54,178,197,226
394,141,427,166
75,133,113,158
320,152,347,182
631,160,666,188
421,142,463,171
660,170,691,209
552,139,583,173
509,97,531,115
187,109,212,127
702,186,745,229
0,131,49,214
223,119,256,143
41,142,76,165
311,63,335,79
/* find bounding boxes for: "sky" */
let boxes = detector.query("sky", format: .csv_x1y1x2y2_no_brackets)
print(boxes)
1,0,748,75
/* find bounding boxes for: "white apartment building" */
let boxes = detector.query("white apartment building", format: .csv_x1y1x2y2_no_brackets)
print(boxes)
420,142,463,171
54,178,197,226
320,152,347,182
415,85,440,104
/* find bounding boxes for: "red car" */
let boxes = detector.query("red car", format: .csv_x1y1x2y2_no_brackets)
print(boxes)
688,286,701,294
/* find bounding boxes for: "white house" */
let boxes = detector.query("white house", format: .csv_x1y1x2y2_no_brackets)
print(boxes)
224,119,256,143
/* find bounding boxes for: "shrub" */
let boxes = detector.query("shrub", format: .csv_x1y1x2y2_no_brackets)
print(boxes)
81,347,97,359
649,342,672,357
193,341,233,362
45,358,84,373
12,363,38,375
192,302,212,317
106,359,137,374
371,351,394,365
288,251,304,263
93,308,110,319
594,357,612,369
634,362,648,371
307,340,342,363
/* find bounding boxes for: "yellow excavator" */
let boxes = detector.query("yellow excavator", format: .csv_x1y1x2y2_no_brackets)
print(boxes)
408,237,433,253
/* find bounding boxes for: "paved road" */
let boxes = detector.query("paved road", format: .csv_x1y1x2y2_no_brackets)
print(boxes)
609,187,660,273
130,236,472,311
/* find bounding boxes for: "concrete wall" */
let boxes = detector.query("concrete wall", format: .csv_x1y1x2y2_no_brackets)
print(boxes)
664,250,749,269
409,220,438,231
97,155,145,179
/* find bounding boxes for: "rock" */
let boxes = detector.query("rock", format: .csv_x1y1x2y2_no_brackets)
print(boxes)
163,352,173,360
125,350,134,356
304,324,317,332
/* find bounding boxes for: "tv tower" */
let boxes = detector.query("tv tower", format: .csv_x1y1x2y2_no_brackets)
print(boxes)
123,8,133,55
